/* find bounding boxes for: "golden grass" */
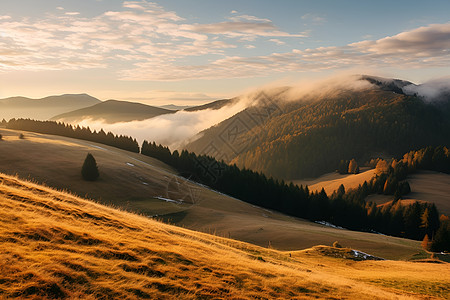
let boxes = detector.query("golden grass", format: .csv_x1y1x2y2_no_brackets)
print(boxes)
0,173,449,299
291,168,376,195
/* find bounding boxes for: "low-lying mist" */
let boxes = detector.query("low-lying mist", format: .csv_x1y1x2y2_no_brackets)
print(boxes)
75,73,450,150
403,77,450,102
77,99,249,149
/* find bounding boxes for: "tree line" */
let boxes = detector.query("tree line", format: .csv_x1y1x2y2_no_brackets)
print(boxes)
142,141,450,251
5,119,139,153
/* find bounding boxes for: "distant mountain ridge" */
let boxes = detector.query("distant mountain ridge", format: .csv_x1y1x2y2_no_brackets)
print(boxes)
158,104,192,110
0,94,100,120
184,99,233,112
51,99,175,123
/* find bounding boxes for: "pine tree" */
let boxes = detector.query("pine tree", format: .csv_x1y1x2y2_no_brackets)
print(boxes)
338,160,349,174
430,220,450,252
81,153,99,181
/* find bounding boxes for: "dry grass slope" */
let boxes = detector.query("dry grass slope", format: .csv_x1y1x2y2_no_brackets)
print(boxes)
0,173,449,299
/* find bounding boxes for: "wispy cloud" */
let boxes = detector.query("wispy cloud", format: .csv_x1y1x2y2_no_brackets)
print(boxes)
0,0,302,75
301,13,326,24
0,1,449,82
182,21,306,38
269,39,285,45
121,23,450,81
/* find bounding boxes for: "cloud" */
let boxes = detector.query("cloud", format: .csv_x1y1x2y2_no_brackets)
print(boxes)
184,21,307,38
1,2,449,82
0,1,302,75
122,23,450,81
351,23,450,57
228,14,272,23
269,39,285,45
301,13,326,24
403,77,450,101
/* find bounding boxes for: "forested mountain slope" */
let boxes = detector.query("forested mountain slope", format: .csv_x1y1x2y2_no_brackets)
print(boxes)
186,77,450,179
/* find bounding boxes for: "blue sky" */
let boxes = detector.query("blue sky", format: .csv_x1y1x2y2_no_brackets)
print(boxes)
1,0,450,104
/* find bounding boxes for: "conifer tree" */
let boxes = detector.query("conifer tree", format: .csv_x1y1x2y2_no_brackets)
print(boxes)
81,153,99,181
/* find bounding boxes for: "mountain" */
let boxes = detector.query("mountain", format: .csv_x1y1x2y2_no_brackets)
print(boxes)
158,104,192,110
185,75,450,179
0,127,423,258
2,173,447,299
0,93,100,121
51,99,175,124
158,99,233,112
361,75,415,94
184,99,233,112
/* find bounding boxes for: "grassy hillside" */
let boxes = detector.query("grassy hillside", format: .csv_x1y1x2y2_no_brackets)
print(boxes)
51,99,175,123
292,168,377,195
0,128,425,259
0,94,100,121
367,170,450,216
186,78,450,179
0,173,448,299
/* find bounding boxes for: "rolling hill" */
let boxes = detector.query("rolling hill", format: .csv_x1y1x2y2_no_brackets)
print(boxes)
51,100,175,124
185,75,450,179
0,172,448,299
0,128,425,259
0,94,100,121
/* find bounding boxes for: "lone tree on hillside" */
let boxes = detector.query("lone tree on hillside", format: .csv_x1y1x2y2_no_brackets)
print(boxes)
81,153,99,181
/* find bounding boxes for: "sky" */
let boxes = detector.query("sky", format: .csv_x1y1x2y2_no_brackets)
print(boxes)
1,0,450,105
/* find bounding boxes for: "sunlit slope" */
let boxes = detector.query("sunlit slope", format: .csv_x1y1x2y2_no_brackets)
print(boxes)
0,128,423,258
0,174,448,299
368,170,450,216
292,168,376,195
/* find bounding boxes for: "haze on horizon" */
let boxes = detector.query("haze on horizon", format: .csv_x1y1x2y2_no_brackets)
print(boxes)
1,0,450,105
